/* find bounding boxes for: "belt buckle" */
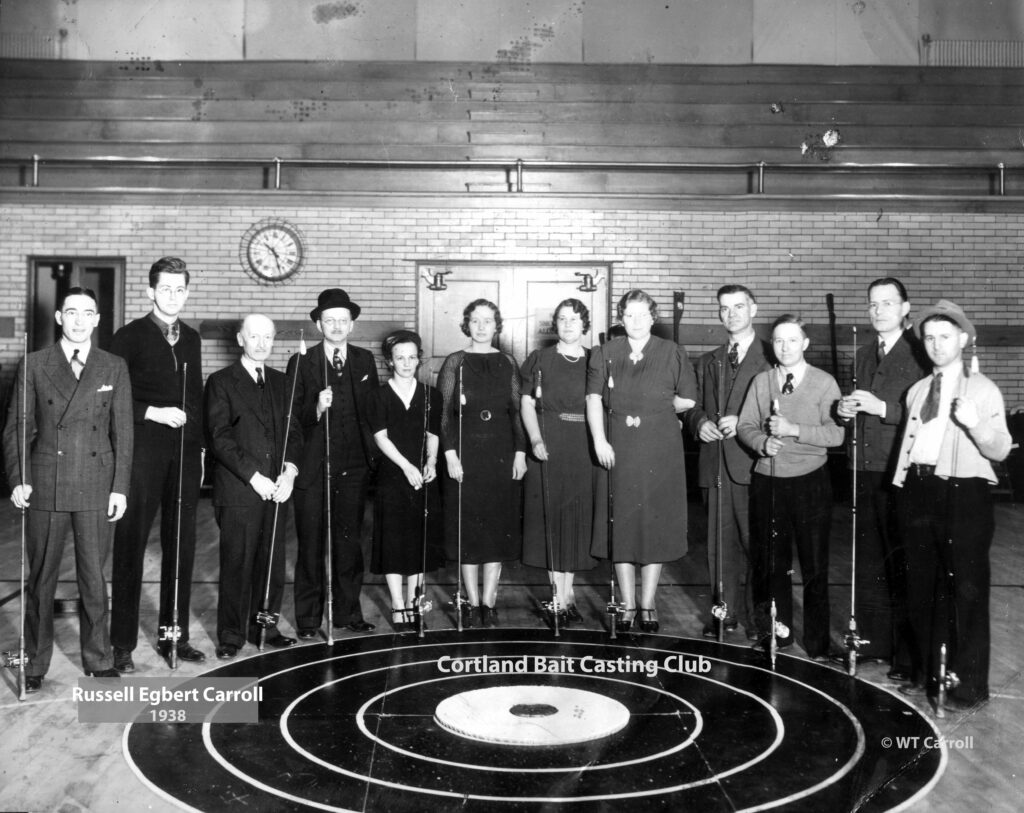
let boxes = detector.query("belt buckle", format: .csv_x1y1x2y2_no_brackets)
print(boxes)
480,409,492,422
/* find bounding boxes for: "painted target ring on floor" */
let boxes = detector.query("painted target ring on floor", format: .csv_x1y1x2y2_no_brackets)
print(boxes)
124,629,944,811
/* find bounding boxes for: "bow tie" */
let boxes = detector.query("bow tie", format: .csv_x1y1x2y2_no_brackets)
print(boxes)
625,415,642,428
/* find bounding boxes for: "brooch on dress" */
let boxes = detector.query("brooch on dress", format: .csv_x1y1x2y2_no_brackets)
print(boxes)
629,350,644,364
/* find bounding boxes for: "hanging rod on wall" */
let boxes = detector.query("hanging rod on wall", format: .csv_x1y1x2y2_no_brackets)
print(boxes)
1,154,1016,197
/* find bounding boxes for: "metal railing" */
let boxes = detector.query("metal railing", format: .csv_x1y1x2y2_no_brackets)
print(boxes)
4,153,1016,196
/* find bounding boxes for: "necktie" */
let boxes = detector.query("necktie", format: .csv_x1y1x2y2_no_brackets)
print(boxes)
256,367,265,389
332,347,344,376
782,373,794,395
166,322,179,346
920,372,942,423
876,339,886,364
727,342,739,369
71,348,84,379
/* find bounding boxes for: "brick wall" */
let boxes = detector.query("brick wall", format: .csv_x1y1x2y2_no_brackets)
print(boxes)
1,201,1022,406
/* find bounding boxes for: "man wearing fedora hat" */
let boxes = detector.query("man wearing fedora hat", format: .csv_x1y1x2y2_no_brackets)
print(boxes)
892,299,1011,711
288,288,380,637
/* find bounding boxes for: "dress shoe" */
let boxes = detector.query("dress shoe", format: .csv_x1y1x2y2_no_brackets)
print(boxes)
459,605,477,629
565,605,584,624
616,608,636,633
481,606,498,628
703,617,739,639
297,628,320,640
886,667,912,682
161,643,207,667
898,682,927,697
264,634,297,649
25,675,43,693
216,644,239,660
811,648,846,664
639,608,659,633
345,619,375,633
113,647,135,673
89,668,122,678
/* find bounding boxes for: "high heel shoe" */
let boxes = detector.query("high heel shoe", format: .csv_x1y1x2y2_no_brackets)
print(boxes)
407,604,427,632
391,608,412,633
639,608,659,633
616,608,636,633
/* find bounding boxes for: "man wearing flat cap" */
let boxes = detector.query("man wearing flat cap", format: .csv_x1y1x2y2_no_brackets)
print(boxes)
288,289,380,637
892,299,1011,711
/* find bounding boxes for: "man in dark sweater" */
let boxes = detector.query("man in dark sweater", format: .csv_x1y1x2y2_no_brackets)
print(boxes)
110,257,206,670
837,278,929,679
737,314,844,660
288,288,380,639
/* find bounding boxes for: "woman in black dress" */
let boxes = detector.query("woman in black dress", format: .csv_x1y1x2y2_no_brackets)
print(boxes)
366,330,443,632
586,290,697,633
438,300,527,628
521,298,598,626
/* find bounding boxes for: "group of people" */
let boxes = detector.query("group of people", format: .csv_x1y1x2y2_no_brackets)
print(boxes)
688,279,1009,712
3,262,1010,713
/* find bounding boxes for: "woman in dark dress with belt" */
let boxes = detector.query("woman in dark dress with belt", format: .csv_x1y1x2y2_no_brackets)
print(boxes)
366,330,444,632
586,289,697,633
521,298,598,625
438,299,527,628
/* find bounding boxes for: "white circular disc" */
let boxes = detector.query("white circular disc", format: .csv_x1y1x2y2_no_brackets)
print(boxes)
434,684,630,746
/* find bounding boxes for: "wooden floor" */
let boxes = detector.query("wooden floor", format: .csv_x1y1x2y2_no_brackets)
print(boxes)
0,489,1021,812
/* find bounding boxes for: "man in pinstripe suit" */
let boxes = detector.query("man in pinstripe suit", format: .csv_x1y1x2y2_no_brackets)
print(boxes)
3,287,133,691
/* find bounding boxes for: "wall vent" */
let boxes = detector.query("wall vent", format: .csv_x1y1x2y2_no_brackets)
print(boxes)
923,39,1024,67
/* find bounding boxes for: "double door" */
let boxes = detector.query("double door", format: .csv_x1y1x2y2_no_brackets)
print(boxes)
417,262,610,383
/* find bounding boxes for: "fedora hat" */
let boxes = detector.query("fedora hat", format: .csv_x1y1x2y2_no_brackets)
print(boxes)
916,299,975,345
310,288,361,322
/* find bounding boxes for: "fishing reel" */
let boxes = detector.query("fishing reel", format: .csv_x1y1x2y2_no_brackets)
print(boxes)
3,650,27,669
158,624,182,644
935,642,961,718
711,601,730,621
255,609,280,628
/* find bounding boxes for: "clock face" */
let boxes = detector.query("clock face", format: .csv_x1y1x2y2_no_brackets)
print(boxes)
241,219,305,283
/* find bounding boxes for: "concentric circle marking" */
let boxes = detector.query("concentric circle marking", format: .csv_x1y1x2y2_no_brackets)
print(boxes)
433,684,629,745
123,630,946,811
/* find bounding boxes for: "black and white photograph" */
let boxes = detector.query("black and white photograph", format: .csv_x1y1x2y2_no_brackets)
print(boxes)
1,1,1022,810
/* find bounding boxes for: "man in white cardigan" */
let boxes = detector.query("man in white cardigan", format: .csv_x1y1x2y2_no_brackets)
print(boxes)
892,300,1011,711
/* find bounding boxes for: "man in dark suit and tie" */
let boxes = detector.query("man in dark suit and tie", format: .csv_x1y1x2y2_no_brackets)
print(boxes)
289,288,380,638
837,277,930,678
109,257,206,670
204,314,299,659
686,284,773,641
3,287,133,691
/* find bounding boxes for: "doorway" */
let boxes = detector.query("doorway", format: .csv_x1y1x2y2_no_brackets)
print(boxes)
29,258,125,351
417,262,610,382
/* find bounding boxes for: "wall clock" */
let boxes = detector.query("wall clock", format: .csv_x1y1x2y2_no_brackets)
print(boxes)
240,218,306,284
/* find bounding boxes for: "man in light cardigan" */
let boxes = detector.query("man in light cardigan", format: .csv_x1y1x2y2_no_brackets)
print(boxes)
892,300,1011,711
737,314,844,661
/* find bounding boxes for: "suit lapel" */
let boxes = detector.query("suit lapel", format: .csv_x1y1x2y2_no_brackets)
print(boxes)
232,362,271,430
41,345,78,416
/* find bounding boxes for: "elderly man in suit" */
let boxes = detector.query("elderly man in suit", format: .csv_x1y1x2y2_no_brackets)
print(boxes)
110,257,206,670
837,277,929,678
288,288,380,638
3,287,133,691
686,284,773,641
205,314,299,659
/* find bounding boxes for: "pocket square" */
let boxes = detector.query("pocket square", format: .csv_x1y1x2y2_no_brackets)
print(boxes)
360,375,369,382
97,384,113,392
